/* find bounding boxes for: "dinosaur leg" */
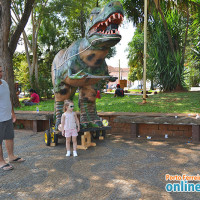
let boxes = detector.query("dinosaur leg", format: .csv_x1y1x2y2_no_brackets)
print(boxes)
54,85,77,130
54,101,64,130
79,85,102,128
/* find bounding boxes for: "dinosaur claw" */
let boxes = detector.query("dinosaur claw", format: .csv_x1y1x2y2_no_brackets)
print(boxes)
69,70,88,79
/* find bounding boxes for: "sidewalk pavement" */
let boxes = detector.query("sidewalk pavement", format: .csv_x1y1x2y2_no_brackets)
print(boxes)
1,130,200,200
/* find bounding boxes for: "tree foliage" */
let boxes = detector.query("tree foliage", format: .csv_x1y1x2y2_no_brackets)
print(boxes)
127,28,144,82
13,52,30,92
123,0,200,91
185,5,200,87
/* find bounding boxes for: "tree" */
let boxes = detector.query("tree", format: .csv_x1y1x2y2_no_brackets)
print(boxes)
127,28,144,83
185,5,200,87
12,0,49,90
13,52,30,93
0,0,34,107
127,26,156,90
123,0,200,91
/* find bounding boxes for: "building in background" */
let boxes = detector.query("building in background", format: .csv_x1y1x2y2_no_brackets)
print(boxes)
107,66,130,89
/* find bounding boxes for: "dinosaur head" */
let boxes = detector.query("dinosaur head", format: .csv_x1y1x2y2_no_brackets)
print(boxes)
85,1,124,48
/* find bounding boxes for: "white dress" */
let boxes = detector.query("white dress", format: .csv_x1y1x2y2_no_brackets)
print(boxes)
64,112,77,131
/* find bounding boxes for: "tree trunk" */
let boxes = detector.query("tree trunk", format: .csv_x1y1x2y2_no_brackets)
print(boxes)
150,78,154,90
23,32,34,87
0,0,35,107
80,4,85,38
30,8,40,89
1,49,19,107
0,0,20,107
181,6,189,67
32,34,39,89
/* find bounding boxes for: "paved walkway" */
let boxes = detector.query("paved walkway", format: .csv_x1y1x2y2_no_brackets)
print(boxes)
1,130,200,200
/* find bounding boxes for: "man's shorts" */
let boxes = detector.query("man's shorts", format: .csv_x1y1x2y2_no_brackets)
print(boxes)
64,129,78,138
0,119,14,144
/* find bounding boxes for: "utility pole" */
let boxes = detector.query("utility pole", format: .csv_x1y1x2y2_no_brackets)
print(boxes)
143,0,147,104
118,59,120,84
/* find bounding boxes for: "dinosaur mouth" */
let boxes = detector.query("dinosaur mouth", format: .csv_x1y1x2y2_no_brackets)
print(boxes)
89,12,124,36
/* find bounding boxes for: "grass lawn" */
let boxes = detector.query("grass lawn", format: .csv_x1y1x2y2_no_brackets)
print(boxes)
15,91,200,114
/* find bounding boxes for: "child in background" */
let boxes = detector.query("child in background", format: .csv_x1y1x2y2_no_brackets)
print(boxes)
61,100,80,157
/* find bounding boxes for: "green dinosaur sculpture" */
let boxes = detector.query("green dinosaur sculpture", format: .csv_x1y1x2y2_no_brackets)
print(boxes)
52,1,124,129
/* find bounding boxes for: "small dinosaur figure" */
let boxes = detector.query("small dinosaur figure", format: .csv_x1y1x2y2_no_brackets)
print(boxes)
52,1,124,129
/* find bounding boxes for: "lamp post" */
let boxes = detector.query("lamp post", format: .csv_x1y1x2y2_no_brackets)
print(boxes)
143,0,147,104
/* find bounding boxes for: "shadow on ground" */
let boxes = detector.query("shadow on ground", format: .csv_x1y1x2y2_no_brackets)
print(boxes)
0,130,200,200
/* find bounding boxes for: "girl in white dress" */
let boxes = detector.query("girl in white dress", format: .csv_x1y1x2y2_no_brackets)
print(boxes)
61,100,80,157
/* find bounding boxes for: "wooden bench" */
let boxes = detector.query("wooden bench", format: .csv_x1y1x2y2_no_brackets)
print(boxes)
114,114,200,143
15,111,54,132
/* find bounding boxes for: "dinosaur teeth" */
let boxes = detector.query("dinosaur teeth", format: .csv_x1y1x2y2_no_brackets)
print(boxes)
89,12,123,36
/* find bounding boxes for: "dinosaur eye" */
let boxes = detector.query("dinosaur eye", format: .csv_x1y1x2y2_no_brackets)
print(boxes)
108,2,113,7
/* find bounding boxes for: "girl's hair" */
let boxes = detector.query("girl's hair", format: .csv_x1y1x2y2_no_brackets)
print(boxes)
63,100,74,112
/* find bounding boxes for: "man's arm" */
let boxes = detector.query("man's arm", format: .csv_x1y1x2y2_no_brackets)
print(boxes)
28,94,34,102
11,104,16,123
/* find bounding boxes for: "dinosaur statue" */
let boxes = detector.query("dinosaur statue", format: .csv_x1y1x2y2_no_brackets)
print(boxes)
52,1,124,130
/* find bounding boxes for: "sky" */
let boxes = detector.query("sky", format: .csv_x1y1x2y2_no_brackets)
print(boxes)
106,19,136,68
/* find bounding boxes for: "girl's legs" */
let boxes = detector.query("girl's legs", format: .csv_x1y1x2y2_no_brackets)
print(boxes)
72,136,77,151
72,136,78,156
66,137,71,151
